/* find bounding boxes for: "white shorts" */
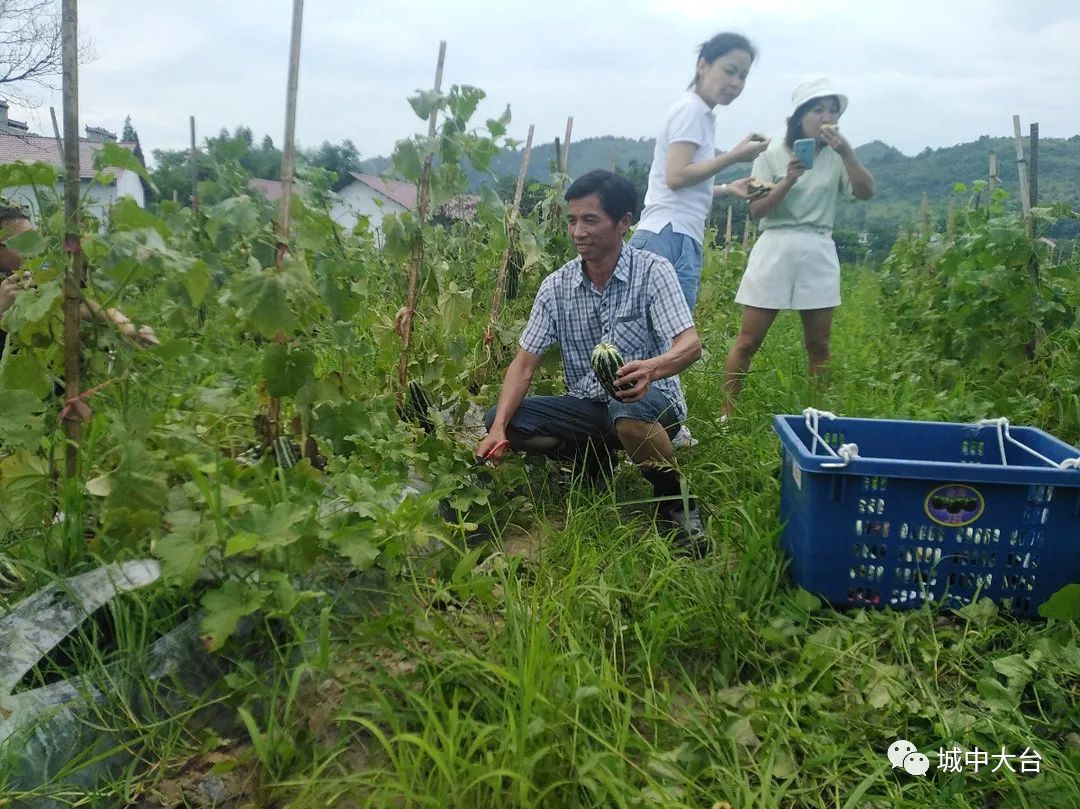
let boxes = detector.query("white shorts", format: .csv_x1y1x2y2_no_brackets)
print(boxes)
734,228,840,310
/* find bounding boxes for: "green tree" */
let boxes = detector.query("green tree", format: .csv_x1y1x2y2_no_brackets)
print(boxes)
302,140,362,185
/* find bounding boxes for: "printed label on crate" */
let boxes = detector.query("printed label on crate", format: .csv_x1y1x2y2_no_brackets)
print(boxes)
791,458,802,490
924,484,984,527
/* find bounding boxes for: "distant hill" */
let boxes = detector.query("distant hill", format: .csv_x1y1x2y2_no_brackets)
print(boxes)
360,133,1080,233
853,140,906,165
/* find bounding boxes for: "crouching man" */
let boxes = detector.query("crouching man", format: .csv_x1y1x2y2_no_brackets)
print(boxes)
475,170,705,552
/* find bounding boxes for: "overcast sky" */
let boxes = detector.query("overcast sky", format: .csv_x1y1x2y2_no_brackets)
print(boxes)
11,0,1080,165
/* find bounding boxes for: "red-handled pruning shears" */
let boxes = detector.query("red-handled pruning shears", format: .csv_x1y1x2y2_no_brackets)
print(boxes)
475,438,510,468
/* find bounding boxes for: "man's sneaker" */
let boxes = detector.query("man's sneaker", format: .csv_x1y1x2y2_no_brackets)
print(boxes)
672,425,699,448
658,501,708,558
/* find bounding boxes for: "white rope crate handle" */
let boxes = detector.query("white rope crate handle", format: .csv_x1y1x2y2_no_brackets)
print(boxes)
803,407,860,469
975,417,1080,470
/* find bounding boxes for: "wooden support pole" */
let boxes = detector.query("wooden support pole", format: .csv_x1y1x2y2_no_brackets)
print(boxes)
561,116,573,174
60,0,83,477
1012,114,1040,355
275,0,305,259
741,215,751,246
487,124,535,344
1029,122,1039,210
988,152,998,197
509,129,534,223
188,115,198,209
1012,114,1032,235
263,0,305,443
49,106,64,161
397,41,446,394
724,205,733,257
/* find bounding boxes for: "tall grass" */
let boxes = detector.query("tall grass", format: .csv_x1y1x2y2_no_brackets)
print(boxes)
6,266,1080,808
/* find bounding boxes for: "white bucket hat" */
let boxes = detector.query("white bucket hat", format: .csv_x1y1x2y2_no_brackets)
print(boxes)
791,78,848,116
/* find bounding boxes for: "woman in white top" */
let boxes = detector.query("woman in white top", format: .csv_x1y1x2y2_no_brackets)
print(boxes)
628,32,770,312
722,78,875,417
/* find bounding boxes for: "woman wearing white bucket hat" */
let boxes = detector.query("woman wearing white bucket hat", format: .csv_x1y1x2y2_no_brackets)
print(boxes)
721,78,874,417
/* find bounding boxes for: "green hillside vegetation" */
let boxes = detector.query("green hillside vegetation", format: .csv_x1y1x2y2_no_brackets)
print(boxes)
152,127,1079,253
362,132,1080,244
841,134,1080,232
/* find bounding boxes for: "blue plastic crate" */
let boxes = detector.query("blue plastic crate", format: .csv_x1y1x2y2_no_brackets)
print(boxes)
772,412,1080,616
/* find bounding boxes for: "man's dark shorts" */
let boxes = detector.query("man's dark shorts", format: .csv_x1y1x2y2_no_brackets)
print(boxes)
484,388,682,451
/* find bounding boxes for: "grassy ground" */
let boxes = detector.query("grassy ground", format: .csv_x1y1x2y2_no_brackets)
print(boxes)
5,265,1080,808
267,266,1080,808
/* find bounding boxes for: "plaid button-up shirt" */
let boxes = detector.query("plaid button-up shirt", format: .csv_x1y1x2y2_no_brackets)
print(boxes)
519,245,694,420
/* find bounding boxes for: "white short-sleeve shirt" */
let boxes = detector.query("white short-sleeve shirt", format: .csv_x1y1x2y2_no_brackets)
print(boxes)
636,92,716,246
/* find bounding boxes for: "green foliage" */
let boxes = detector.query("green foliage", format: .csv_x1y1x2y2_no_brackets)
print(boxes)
149,126,368,204
94,141,154,188
880,185,1079,376
5,84,1080,809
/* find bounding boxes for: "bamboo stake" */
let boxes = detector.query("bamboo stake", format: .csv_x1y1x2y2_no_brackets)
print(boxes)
988,152,998,196
561,116,573,174
275,0,304,260
264,0,305,444
397,41,446,394
1012,114,1032,235
1012,114,1040,356
60,0,82,477
724,206,733,257
1029,122,1039,209
188,115,198,209
49,106,64,161
486,124,535,350
741,215,751,246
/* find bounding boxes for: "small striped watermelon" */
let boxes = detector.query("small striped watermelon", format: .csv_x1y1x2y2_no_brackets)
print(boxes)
591,342,632,398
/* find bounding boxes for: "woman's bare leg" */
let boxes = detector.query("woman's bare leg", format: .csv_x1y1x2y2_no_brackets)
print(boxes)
799,307,835,380
722,306,780,417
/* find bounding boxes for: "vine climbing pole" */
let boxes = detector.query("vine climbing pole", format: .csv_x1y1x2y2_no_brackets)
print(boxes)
189,115,199,210
723,206,733,257
60,0,83,477
275,0,304,265
484,124,534,362
396,41,446,399
560,116,573,174
265,0,305,444
1012,114,1040,357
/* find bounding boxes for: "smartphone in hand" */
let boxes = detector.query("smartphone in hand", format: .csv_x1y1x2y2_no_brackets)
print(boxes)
793,138,815,170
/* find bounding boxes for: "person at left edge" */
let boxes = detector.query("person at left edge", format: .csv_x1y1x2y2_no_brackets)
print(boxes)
0,204,159,358
476,170,707,554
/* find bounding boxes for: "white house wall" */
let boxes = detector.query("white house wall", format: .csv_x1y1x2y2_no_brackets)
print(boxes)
114,170,146,208
2,171,144,224
329,183,407,247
